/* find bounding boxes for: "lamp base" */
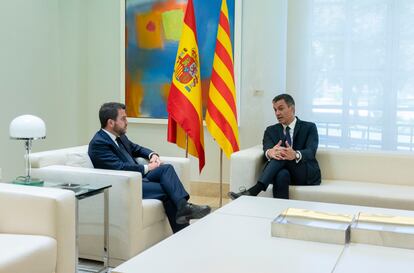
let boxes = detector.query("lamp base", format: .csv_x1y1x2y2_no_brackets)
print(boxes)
12,176,44,186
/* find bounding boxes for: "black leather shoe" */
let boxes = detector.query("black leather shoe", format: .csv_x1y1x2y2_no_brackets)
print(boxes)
228,189,251,200
176,203,211,224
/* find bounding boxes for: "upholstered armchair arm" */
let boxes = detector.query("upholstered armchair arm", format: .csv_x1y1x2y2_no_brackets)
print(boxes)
230,145,265,192
0,183,76,273
160,156,191,192
31,166,143,260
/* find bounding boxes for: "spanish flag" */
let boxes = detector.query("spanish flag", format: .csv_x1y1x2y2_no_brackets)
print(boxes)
167,0,205,172
206,0,240,158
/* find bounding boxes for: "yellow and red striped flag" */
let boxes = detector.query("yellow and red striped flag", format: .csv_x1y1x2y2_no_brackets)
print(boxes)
206,0,240,158
167,0,205,172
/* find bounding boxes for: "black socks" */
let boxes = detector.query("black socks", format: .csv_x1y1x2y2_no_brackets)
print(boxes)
247,182,266,196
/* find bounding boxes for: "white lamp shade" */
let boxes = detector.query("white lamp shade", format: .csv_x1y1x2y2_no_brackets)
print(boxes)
9,115,46,139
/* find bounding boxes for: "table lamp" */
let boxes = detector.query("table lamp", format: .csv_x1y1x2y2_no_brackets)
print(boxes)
9,115,46,185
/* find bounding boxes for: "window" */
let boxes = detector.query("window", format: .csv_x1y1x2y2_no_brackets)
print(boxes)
301,0,414,150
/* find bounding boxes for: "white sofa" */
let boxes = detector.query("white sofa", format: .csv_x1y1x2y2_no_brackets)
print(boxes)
30,145,190,266
0,183,76,273
230,145,414,211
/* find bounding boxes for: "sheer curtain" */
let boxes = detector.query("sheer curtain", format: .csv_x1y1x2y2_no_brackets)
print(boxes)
287,0,414,151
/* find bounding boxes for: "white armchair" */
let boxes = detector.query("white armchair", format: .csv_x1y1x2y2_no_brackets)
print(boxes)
230,145,267,194
0,183,76,273
30,145,190,266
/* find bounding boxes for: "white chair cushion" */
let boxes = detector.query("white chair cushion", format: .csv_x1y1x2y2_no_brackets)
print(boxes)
256,180,414,211
66,152,94,168
0,234,57,273
291,180,414,211
136,157,149,165
142,199,167,228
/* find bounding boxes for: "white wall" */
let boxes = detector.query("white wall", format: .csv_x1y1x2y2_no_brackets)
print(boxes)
0,0,288,183
239,0,288,144
0,0,85,180
286,0,311,117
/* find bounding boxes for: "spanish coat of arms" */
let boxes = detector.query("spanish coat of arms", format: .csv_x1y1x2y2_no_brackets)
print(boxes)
174,47,199,92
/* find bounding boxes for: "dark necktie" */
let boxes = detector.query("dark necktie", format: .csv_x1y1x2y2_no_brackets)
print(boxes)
116,137,136,164
285,126,292,146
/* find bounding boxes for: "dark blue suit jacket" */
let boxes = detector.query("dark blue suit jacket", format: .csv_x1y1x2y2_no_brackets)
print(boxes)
88,129,153,176
262,117,321,185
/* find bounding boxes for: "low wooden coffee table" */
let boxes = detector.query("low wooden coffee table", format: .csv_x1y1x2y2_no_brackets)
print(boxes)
113,197,414,273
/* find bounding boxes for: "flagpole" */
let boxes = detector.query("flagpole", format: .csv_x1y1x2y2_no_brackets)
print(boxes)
185,134,189,158
219,148,223,207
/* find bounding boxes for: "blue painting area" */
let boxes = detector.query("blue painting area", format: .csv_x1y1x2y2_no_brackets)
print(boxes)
127,41,177,118
194,0,235,79
127,42,177,82
140,43,178,118
126,0,235,118
140,83,168,118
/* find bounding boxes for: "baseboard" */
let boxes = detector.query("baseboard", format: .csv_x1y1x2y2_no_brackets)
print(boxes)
190,181,229,198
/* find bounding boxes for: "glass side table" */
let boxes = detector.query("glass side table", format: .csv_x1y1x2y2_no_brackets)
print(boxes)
13,181,112,273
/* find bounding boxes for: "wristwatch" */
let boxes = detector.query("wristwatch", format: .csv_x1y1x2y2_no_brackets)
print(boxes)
295,151,300,160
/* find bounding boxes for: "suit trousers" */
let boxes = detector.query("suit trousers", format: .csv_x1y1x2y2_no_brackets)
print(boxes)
258,159,308,199
142,164,189,232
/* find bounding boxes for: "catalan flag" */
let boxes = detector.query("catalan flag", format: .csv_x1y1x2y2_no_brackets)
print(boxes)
167,0,205,172
206,0,240,158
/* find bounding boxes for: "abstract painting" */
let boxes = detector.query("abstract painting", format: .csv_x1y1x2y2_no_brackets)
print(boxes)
125,0,235,119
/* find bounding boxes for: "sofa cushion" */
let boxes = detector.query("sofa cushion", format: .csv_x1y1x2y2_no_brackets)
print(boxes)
66,152,94,168
257,180,414,211
316,149,414,186
30,145,88,168
142,199,166,228
290,180,414,211
0,234,57,273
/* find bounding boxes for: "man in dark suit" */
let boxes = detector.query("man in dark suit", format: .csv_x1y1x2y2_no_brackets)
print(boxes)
88,102,211,233
229,94,321,199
